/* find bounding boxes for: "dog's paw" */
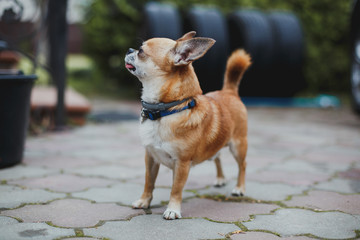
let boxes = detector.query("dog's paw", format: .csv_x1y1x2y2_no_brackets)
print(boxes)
231,187,244,197
163,208,182,220
132,198,151,209
214,177,226,188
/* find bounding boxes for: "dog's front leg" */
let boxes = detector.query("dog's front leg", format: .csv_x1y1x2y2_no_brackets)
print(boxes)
163,159,191,220
132,150,160,209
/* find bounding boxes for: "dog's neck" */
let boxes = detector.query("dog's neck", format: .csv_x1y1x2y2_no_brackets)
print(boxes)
141,76,165,103
141,65,202,104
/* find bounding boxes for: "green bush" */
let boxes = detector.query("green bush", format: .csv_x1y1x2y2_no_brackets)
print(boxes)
83,0,352,95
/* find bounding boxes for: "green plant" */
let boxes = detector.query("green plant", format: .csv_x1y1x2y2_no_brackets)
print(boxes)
83,0,146,90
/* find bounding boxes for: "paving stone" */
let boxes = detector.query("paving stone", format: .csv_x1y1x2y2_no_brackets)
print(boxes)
276,134,330,146
0,165,59,181
321,146,360,156
25,130,140,160
250,145,294,159
72,122,140,139
26,138,116,155
60,147,144,162
23,156,102,169
338,168,360,180
139,161,241,190
133,160,260,191
114,155,147,168
231,232,314,240
303,147,360,164
314,178,360,194
0,215,18,225
285,190,360,214
0,185,66,209
8,174,116,193
72,182,195,206
25,138,83,153
65,238,99,240
1,199,144,228
337,137,360,149
303,152,359,164
23,149,57,160
261,141,312,154
247,170,329,186
355,162,360,169
191,159,239,177
267,160,349,174
198,180,308,201
215,148,269,171
0,222,74,240
27,136,145,168
140,170,213,190
152,198,278,222
243,208,360,239
245,155,285,169
84,214,240,240
65,164,144,180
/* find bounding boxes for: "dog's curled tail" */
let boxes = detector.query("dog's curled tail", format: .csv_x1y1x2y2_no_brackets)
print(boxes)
222,49,251,93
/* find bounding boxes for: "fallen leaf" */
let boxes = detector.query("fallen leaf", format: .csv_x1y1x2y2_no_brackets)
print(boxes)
232,230,244,235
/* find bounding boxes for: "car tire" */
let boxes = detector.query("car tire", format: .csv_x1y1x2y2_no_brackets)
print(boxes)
228,9,275,69
351,0,360,114
268,11,304,70
142,2,182,40
228,9,275,96
184,6,229,93
268,11,305,97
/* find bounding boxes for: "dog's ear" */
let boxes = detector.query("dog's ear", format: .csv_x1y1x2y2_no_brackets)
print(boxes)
177,31,196,41
173,38,215,66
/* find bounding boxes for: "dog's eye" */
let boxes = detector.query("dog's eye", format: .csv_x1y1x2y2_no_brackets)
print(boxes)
138,48,144,55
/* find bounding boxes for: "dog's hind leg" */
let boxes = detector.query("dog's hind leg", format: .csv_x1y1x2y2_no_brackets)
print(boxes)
214,157,226,187
229,137,247,196
132,150,160,209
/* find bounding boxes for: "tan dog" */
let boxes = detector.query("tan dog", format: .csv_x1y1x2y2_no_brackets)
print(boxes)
125,31,251,220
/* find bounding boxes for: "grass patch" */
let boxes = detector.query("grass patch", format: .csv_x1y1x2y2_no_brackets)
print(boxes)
74,229,84,237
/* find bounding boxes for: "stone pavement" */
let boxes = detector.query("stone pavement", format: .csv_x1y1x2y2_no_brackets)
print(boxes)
1,103,360,240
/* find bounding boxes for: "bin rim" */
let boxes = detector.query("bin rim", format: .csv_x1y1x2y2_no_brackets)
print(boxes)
0,74,37,81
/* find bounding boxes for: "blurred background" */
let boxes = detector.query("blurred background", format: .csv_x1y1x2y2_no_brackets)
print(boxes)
0,0,358,132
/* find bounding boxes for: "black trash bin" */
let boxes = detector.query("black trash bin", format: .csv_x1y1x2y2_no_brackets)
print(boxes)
0,71,37,168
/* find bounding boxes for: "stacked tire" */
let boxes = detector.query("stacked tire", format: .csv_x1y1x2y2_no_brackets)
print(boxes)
228,10,275,97
184,6,229,93
228,10,305,97
142,2,182,40
351,0,360,114
141,3,305,97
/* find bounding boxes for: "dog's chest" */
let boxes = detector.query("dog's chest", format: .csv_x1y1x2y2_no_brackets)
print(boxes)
139,120,178,168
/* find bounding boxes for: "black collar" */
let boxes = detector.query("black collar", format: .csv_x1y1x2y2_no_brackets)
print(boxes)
141,98,196,121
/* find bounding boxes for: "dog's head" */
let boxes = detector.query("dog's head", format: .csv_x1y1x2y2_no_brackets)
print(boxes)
125,31,215,81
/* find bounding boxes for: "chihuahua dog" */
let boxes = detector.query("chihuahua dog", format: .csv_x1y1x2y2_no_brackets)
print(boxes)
125,31,251,220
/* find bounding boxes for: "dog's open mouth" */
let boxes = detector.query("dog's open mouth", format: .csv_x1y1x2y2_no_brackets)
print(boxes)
125,63,136,72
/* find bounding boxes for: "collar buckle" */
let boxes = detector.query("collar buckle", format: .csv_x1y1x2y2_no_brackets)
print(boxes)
141,109,161,120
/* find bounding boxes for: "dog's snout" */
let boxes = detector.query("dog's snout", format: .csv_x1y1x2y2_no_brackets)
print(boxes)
127,48,135,55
